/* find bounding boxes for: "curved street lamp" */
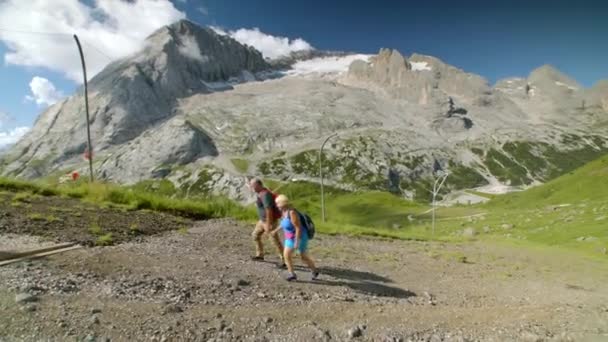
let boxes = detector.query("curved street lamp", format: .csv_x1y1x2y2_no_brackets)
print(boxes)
73,34,94,183
319,133,338,222
431,171,449,235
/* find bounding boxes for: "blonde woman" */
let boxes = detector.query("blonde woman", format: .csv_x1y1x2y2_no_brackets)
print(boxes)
275,194,319,281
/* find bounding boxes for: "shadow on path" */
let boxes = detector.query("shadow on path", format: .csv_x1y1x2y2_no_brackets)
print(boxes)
299,279,416,299
317,266,393,283
252,258,415,300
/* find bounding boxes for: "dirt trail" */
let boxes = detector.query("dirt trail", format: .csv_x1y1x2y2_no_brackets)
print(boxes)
1,218,608,341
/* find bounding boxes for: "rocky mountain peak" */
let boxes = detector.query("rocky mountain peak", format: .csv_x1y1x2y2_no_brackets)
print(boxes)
528,64,581,90
374,48,412,71
344,48,490,104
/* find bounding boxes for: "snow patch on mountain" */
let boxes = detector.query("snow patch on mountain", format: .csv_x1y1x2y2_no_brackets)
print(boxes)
410,61,432,71
286,54,372,76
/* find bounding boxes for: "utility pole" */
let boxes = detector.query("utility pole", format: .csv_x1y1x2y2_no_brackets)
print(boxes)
73,34,94,183
431,171,449,235
319,133,338,222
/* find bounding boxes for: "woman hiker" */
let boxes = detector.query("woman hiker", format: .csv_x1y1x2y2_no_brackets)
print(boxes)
275,194,319,281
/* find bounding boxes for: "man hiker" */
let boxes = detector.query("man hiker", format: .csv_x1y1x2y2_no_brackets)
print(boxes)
249,178,286,268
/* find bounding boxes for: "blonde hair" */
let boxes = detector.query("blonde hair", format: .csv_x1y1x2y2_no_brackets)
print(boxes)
275,194,290,207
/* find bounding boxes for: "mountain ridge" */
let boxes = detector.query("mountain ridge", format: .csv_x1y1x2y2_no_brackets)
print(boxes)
1,19,607,202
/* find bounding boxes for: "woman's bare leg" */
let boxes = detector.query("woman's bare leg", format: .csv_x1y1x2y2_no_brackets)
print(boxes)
300,252,317,272
283,247,295,274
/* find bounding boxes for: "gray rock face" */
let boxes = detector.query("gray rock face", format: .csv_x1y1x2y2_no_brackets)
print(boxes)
2,19,269,179
97,117,218,184
344,49,491,105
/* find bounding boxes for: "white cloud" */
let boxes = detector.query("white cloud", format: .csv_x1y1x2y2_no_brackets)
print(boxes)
210,26,228,36
178,35,207,62
0,0,185,82
197,6,209,15
0,126,30,149
211,27,313,60
26,77,64,107
0,111,13,129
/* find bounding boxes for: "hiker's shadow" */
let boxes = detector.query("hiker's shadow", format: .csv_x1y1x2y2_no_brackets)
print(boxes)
300,279,416,299
317,266,393,283
294,265,415,299
254,259,416,300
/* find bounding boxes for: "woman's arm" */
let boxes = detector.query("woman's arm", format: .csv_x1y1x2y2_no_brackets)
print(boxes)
289,210,302,246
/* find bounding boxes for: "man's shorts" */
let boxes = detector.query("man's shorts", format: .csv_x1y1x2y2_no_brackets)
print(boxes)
253,221,280,237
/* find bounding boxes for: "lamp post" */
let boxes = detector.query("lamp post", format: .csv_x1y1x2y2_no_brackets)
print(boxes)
73,34,94,183
319,133,338,222
431,172,449,235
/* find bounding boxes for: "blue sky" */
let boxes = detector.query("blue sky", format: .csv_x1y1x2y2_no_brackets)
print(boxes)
195,0,608,85
0,0,607,146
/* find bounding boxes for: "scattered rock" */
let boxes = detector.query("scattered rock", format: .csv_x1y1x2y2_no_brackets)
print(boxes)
501,224,514,230
316,327,332,341
91,315,100,325
423,292,437,305
263,317,273,324
576,236,598,242
84,334,96,342
595,216,606,221
482,225,491,233
380,334,403,342
91,308,102,314
462,227,477,237
237,279,251,287
392,223,401,229
347,326,363,339
521,331,542,342
162,303,183,315
256,292,268,299
21,304,37,312
564,216,574,223
216,320,227,331
15,293,38,304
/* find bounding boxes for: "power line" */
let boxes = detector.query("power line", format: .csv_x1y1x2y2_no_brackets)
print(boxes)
0,28,71,37
82,40,113,61
0,27,114,61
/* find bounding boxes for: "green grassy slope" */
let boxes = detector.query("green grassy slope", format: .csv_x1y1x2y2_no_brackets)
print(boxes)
457,154,608,257
2,153,608,259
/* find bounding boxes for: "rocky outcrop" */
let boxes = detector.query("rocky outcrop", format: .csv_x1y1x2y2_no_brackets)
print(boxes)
586,80,608,111
344,49,491,105
96,117,218,184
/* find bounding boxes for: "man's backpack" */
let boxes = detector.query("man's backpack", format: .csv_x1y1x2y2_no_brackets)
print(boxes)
297,211,316,239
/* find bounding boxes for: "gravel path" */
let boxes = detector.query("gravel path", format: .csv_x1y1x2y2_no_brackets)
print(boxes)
1,218,608,341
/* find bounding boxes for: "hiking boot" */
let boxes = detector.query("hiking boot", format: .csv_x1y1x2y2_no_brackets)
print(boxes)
286,273,297,282
311,271,320,281
277,262,287,270
250,255,264,261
